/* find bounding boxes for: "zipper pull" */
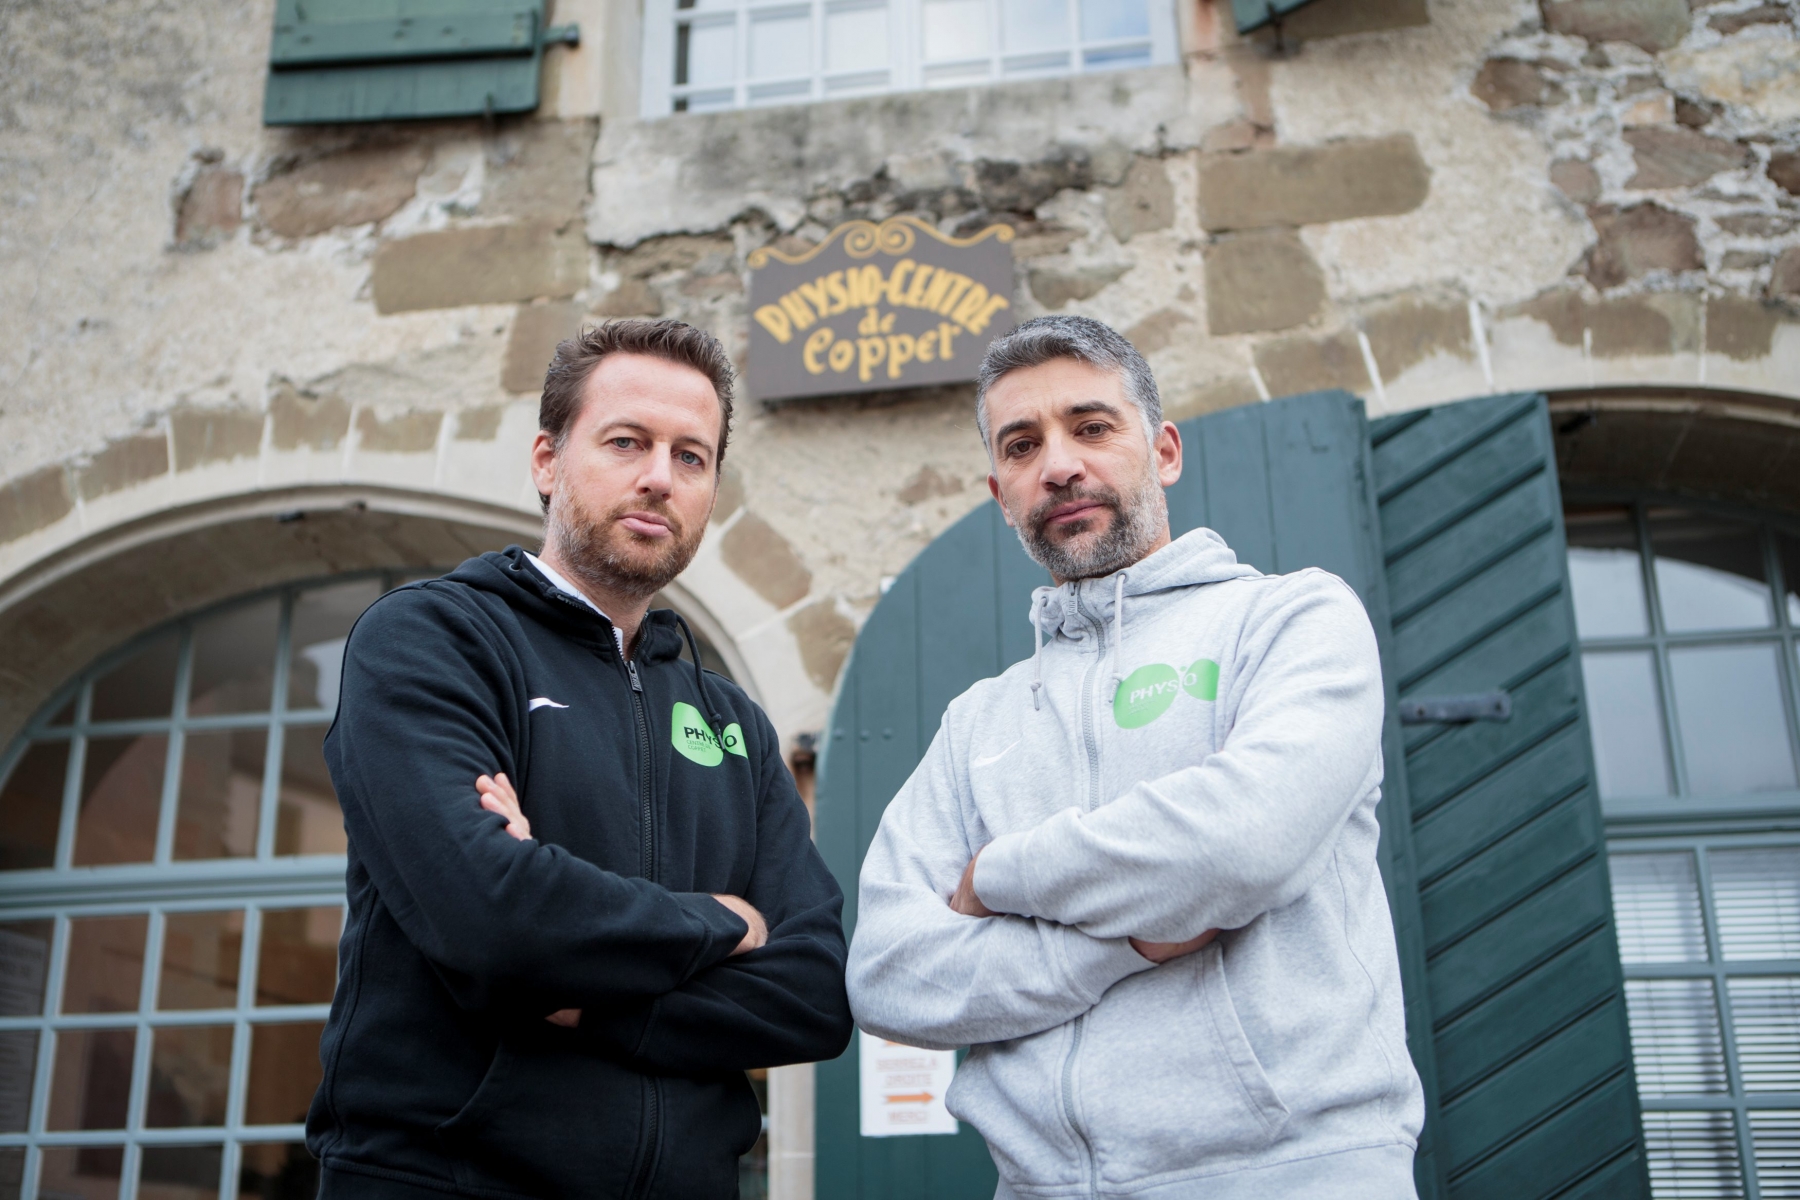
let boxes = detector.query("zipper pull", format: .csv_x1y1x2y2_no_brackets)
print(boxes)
626,659,643,693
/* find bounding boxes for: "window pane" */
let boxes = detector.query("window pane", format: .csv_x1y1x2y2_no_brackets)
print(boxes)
63,914,147,1014
1780,532,1800,626
1711,847,1800,960
238,1142,320,1200
39,1145,125,1199
0,1032,39,1132
189,599,279,716
923,0,989,59
750,9,810,79
235,1144,320,1200
159,910,244,1011
1565,507,1649,638
274,725,344,857
1750,1111,1800,1197
681,17,737,87
1651,509,1774,633
1624,978,1729,1094
1610,852,1708,963
288,580,380,712
1668,644,1796,795
826,2,889,74
245,1021,325,1126
1079,0,1146,42
0,741,68,870
1642,1111,1745,1198
0,919,53,1015
147,1024,233,1127
1728,977,1800,1092
141,1144,223,1200
1582,651,1671,798
47,1027,136,1130
175,729,265,861
91,632,179,722
1001,0,1067,55
257,907,340,1006
73,733,167,866
0,1148,21,1199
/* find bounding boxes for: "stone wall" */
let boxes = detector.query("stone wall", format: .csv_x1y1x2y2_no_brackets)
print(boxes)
3,0,1798,745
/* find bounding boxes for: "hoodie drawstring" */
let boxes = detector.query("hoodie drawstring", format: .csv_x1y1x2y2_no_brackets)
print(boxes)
673,614,726,735
1109,571,1127,702
1030,598,1045,711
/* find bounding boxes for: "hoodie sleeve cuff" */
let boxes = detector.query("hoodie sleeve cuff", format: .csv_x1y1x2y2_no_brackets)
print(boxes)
671,892,750,978
972,830,1039,918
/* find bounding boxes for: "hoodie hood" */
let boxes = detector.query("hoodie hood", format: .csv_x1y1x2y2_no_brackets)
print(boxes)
1023,527,1262,710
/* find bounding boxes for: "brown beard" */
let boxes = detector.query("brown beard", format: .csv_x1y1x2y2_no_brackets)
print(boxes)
1017,469,1166,581
545,484,705,601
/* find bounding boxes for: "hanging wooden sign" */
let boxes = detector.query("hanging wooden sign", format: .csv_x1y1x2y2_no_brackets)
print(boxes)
746,216,1017,402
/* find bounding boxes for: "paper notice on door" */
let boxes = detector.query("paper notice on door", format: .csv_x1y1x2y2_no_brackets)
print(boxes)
859,1029,958,1137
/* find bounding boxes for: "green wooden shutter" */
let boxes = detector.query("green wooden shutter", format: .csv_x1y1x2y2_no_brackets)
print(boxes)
262,0,577,126
815,391,1447,1198
1370,393,1650,1198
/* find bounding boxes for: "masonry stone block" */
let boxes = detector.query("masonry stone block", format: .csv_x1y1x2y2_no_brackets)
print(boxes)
1123,308,1197,355
371,222,589,314
1718,212,1797,237
1364,297,1473,379
787,598,856,692
1549,158,1601,204
269,381,350,451
481,119,597,223
1769,151,1800,197
0,466,74,543
591,280,663,318
1253,331,1367,398
1663,41,1800,124
1709,4,1790,35
895,465,964,505
1258,0,1428,40
76,432,169,501
1029,263,1130,309
171,406,263,470
1708,296,1782,360
455,406,507,441
721,512,812,608
1165,377,1261,422
1011,224,1083,260
614,235,737,279
1197,134,1430,232
711,467,745,526
1509,287,1697,357
1472,60,1567,111
1771,248,1800,299
176,168,243,248
1203,230,1326,335
1105,157,1175,243
503,301,583,394
1722,250,1772,271
355,409,443,453
254,145,427,239
1624,127,1753,189
1584,204,1702,289
1541,0,1691,52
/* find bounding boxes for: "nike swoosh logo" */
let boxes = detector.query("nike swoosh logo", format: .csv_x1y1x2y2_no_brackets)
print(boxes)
972,741,1019,769
529,697,569,711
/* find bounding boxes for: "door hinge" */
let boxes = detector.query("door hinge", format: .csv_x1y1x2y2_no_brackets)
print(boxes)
1397,692,1512,725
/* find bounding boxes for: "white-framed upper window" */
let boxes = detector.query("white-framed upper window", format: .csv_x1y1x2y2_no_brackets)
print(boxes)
639,0,1178,114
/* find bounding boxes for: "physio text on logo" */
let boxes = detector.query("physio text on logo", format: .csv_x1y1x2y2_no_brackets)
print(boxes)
671,701,749,766
1112,658,1220,728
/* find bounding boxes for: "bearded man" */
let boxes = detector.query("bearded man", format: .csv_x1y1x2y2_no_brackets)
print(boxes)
308,320,852,1200
846,315,1423,1199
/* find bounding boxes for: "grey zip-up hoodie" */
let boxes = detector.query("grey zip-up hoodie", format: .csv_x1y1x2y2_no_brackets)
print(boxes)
846,527,1423,1199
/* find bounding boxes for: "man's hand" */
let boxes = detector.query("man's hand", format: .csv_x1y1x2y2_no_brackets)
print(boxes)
1130,928,1221,964
476,773,531,841
949,849,996,917
712,893,768,956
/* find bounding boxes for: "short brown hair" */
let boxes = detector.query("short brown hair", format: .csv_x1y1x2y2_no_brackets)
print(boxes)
538,317,736,470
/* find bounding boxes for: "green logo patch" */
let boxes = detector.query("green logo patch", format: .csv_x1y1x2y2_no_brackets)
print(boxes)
720,722,749,758
672,701,724,766
1113,664,1182,729
1183,658,1220,702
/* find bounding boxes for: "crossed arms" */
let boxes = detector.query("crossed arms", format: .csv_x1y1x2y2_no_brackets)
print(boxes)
845,576,1384,1050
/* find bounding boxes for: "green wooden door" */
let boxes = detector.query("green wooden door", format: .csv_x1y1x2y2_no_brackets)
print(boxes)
1371,394,1651,1198
814,390,1645,1199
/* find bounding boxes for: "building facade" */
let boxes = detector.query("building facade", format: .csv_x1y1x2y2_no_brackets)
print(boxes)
1,0,1798,1196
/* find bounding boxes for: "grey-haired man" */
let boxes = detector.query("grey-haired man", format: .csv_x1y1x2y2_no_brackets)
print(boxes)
847,314,1422,1198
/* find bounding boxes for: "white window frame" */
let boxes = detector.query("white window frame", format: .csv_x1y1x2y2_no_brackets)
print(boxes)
639,0,1179,116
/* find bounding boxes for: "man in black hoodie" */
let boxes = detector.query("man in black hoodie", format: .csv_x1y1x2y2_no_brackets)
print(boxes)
307,320,853,1200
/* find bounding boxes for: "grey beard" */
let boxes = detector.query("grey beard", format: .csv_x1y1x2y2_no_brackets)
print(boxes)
1015,469,1167,581
545,488,700,601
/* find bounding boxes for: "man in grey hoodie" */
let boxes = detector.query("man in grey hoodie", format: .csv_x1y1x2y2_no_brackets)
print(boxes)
845,314,1423,1199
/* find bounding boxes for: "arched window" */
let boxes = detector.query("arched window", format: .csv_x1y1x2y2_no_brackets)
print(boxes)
1568,501,1800,1196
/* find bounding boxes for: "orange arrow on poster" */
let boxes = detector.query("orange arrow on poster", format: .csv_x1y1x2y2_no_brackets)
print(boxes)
884,1092,934,1105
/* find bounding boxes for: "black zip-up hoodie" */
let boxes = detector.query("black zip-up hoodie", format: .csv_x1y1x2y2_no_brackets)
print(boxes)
306,547,853,1200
